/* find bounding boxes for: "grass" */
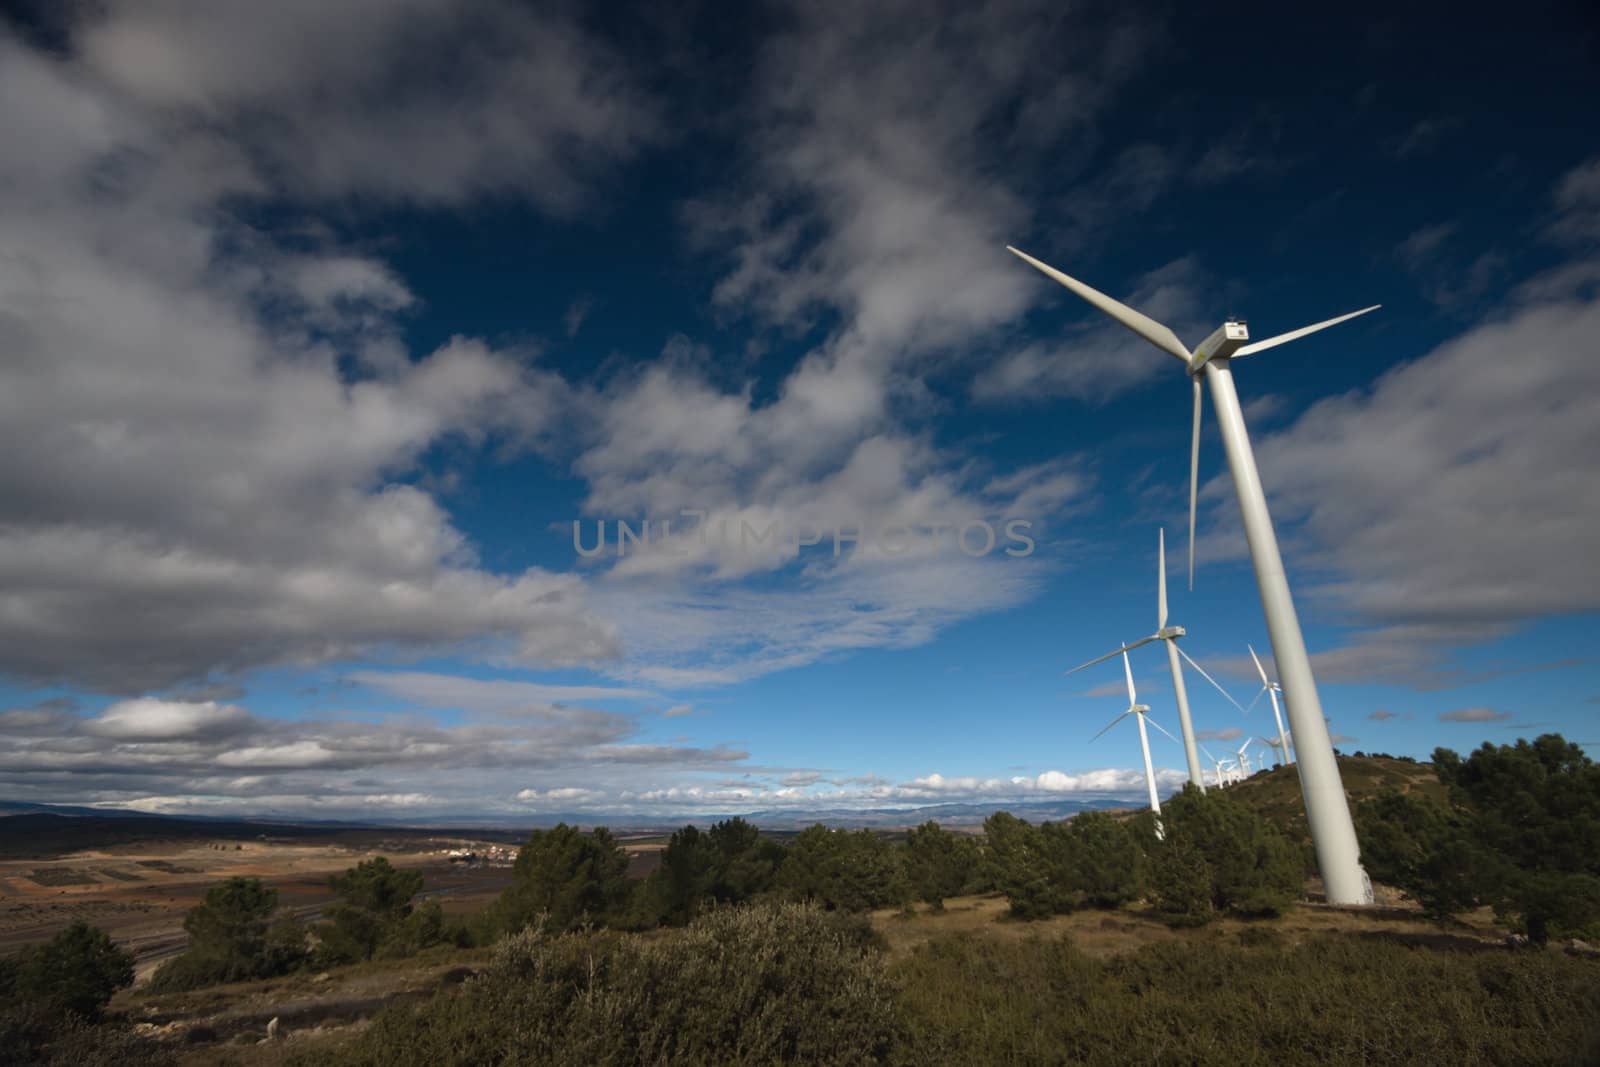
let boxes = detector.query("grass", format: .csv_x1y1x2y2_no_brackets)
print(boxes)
1226,756,1447,844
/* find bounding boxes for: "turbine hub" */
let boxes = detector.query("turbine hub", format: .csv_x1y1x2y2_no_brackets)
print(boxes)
1157,625,1185,640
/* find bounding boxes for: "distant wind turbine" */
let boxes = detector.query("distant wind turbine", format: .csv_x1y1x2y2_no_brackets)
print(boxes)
1248,644,1294,766
1065,529,1244,793
1200,745,1231,789
1008,245,1374,905
1090,647,1179,839
1234,738,1255,778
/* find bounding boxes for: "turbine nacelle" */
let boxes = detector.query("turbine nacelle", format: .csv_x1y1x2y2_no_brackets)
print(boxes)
1188,321,1249,374
1156,625,1185,640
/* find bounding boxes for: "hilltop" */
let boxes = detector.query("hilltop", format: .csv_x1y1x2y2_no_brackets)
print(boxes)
1224,754,1448,841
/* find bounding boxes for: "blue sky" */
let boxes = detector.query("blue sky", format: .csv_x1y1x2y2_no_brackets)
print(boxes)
0,1,1596,821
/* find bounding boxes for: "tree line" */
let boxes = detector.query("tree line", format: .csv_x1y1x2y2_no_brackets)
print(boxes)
4,732,1596,1063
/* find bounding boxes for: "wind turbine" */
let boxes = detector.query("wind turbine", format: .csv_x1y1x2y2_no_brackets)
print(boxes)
1234,739,1254,779
1248,644,1294,766
1007,245,1375,905
1090,647,1178,839
1065,528,1245,792
1200,745,1230,789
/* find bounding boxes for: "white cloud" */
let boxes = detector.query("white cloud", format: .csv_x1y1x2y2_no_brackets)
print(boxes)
0,23,625,692
85,699,254,741
75,0,653,210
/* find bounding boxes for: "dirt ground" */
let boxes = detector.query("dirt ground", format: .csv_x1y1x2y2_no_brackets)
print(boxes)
0,836,523,978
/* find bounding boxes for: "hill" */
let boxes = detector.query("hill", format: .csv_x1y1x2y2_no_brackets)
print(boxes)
1224,754,1448,842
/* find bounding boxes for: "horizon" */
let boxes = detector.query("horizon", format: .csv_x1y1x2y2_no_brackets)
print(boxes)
1,1,1597,823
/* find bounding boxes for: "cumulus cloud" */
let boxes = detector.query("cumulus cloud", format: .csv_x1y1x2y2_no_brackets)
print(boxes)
74,0,653,210
0,18,631,692
85,699,255,741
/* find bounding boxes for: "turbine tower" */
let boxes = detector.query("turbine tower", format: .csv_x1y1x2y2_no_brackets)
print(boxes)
1065,528,1244,792
1200,745,1230,789
1248,644,1294,766
1090,647,1179,839
1009,245,1375,904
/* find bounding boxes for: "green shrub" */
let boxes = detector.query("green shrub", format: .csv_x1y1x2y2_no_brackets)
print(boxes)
982,812,1070,919
490,824,633,935
903,821,985,909
776,826,909,912
306,901,897,1066
147,877,302,993
1433,734,1600,942
317,857,426,965
1356,788,1484,919
6,923,133,1021
1149,785,1302,922
1061,810,1145,909
1149,834,1216,927
891,931,1600,1065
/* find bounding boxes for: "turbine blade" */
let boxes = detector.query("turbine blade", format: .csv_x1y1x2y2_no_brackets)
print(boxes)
1006,247,1192,363
1145,715,1181,745
1245,687,1266,715
1175,646,1246,713
1121,647,1137,706
1232,305,1381,358
1248,644,1271,686
1188,377,1201,591
1090,710,1130,743
1064,634,1159,676
1158,527,1168,629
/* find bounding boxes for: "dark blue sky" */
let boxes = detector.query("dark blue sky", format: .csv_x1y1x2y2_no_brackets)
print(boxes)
0,0,1595,819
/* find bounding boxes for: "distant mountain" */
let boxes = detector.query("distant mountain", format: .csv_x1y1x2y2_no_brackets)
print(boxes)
0,794,1139,854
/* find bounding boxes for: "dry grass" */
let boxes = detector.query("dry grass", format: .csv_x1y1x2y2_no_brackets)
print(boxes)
869,890,1510,959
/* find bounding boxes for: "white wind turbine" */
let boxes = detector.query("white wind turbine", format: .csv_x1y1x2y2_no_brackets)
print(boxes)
1234,739,1254,779
1065,528,1245,793
1090,647,1178,839
1248,644,1294,766
1008,245,1375,905
1199,745,1231,789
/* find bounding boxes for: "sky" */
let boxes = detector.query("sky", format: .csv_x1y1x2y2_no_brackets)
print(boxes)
0,0,1596,823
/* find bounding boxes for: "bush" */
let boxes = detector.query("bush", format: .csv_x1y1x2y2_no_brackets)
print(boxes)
776,826,909,912
1433,734,1600,942
1356,788,1483,919
1148,785,1302,923
317,857,426,965
307,901,897,1066
6,922,133,1021
0,924,169,1066
890,931,1600,1065
903,821,985,909
1061,811,1145,909
982,812,1069,919
632,818,787,927
1149,834,1216,927
147,877,302,993
490,824,633,935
